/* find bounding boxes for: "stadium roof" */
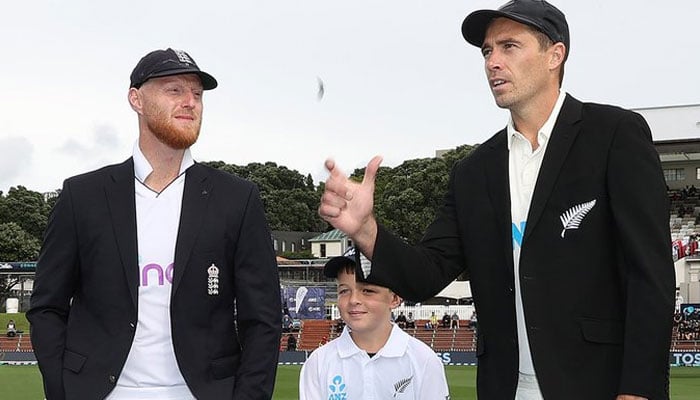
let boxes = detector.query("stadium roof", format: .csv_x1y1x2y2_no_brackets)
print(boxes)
654,138,700,162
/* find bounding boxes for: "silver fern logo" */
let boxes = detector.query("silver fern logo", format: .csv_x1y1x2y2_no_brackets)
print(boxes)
393,375,413,397
559,199,597,238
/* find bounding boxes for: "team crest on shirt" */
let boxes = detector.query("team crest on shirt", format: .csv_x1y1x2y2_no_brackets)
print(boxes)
328,375,347,399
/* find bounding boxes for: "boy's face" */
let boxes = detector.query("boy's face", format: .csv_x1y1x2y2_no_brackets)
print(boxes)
336,269,401,334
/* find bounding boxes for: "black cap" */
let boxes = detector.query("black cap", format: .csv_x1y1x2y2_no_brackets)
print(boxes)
462,0,569,59
130,48,218,90
324,247,372,282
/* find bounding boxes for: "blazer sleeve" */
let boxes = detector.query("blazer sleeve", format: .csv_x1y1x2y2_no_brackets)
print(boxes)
607,111,675,398
26,180,80,400
369,165,466,301
230,185,282,399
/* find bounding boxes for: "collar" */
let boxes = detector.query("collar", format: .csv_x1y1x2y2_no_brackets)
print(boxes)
507,90,567,150
132,142,194,182
337,324,409,359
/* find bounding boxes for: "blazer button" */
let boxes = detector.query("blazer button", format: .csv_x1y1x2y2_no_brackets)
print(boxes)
109,375,117,384
129,322,136,329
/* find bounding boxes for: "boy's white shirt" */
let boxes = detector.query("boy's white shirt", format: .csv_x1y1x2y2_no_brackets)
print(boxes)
299,324,450,400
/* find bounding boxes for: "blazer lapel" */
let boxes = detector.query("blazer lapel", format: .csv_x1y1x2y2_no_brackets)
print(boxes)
485,130,516,281
524,94,583,242
105,158,139,308
172,164,212,294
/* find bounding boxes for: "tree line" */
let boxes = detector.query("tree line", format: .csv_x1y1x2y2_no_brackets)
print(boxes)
0,144,476,263
0,145,476,305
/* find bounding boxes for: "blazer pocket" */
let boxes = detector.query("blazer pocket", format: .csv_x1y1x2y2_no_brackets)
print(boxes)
476,333,486,357
63,349,87,373
579,317,624,344
210,354,240,380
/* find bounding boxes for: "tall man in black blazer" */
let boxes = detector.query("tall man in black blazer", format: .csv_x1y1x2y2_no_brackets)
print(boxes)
318,1,675,399
28,48,281,399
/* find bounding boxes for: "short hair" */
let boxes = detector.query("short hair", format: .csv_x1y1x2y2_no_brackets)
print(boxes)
336,262,356,278
525,25,566,87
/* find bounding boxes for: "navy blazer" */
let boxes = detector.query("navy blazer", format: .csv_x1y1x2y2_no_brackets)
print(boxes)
28,160,281,400
368,95,675,399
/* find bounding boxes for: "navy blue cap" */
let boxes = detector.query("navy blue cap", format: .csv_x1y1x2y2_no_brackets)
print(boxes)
462,0,569,60
130,48,217,90
324,247,373,282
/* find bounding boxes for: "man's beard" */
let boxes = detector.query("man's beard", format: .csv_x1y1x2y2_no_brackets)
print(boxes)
145,105,201,150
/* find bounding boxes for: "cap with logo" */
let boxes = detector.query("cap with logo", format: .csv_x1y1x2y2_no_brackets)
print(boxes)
130,48,218,90
323,247,372,282
461,0,569,60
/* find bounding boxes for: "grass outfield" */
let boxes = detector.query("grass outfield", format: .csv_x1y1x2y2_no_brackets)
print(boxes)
1,365,699,399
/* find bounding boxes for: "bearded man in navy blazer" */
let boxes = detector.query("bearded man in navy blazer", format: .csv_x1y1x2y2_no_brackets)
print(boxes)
28,48,281,399
319,1,675,399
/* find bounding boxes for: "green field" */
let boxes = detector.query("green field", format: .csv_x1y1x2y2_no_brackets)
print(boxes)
1,364,699,399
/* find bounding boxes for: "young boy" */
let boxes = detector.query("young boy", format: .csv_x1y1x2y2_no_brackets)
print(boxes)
299,247,449,399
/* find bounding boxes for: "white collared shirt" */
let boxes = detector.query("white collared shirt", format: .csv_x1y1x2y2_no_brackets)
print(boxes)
508,91,567,380
107,143,195,400
299,324,449,400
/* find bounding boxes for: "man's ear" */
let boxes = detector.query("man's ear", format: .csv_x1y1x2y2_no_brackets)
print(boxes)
549,42,566,70
128,87,143,114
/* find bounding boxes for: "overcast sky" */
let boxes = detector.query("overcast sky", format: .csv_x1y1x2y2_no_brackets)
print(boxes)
1,0,698,194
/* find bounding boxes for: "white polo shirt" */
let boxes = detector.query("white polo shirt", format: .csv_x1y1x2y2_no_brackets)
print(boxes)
107,143,195,400
508,91,566,381
299,324,450,400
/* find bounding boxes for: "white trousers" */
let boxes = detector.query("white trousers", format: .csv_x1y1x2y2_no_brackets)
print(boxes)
515,372,544,400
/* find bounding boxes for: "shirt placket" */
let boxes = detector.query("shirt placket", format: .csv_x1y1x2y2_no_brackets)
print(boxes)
363,356,376,400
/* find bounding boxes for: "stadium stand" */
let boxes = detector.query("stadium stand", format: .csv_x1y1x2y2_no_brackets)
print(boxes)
17,334,33,352
669,188,700,253
396,319,476,352
297,319,332,351
672,306,700,352
279,333,300,352
0,334,33,352
292,318,477,352
0,336,20,352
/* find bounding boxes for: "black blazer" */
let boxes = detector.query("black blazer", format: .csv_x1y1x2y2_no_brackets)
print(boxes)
369,95,675,399
28,160,281,400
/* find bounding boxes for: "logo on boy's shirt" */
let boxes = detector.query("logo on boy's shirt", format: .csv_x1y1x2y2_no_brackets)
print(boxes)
328,375,347,400
140,262,174,286
392,375,413,397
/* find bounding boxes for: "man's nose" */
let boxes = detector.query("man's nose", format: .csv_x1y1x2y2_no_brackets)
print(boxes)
486,50,502,71
181,91,198,108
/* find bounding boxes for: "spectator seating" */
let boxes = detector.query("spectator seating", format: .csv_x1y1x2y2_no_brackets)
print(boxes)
297,319,333,351
0,334,33,352
290,318,476,353
279,333,300,351
403,319,476,352
0,336,20,352
669,190,700,242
